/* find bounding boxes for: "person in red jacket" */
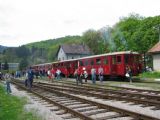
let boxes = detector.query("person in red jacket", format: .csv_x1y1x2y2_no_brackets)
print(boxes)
51,68,55,82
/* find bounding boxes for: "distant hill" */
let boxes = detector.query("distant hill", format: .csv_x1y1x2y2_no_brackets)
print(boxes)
0,45,7,53
25,35,82,63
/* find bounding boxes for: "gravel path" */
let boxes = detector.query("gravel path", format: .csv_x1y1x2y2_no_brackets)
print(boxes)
10,84,64,120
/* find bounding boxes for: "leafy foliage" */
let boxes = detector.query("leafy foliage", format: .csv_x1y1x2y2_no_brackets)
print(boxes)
19,58,28,70
3,60,9,70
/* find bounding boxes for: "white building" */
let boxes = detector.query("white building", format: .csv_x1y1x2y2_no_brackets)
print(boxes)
1,63,19,71
56,44,93,61
148,41,160,71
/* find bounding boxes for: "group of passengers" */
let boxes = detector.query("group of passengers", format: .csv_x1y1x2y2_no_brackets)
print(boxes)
25,67,34,90
47,68,62,82
47,68,61,82
74,66,104,85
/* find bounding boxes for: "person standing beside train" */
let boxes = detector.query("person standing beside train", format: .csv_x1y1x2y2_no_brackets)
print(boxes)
74,68,78,85
98,66,104,83
126,65,132,83
0,72,3,81
5,73,12,94
27,67,34,89
83,69,88,83
47,68,52,82
56,69,61,80
91,67,96,84
51,67,55,82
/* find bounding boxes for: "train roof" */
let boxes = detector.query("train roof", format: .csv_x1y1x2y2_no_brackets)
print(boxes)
32,51,139,67
53,51,139,63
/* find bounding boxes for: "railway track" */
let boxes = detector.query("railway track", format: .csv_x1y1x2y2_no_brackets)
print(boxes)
12,79,160,120
48,79,160,95
34,81,160,110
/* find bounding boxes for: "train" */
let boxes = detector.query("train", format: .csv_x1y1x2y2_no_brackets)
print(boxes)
31,51,142,79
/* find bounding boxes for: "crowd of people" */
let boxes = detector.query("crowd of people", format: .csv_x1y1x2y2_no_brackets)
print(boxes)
0,65,133,93
74,66,104,85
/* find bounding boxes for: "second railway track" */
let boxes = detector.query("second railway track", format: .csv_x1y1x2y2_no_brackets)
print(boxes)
12,79,160,120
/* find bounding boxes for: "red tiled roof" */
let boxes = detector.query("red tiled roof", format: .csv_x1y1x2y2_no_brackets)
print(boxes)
148,42,160,53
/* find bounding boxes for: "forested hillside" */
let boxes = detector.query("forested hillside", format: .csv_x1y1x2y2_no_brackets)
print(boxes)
0,45,7,53
1,14,160,70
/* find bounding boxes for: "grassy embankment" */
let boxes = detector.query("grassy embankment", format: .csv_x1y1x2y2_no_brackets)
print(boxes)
0,84,41,120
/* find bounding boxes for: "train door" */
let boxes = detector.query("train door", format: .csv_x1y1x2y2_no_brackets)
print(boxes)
102,56,109,75
110,55,117,75
116,55,123,75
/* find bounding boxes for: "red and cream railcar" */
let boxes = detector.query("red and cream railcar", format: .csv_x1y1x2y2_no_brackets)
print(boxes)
31,51,142,78
32,62,52,73
76,51,142,77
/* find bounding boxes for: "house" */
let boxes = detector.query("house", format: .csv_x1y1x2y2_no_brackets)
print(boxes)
56,44,93,61
148,41,160,71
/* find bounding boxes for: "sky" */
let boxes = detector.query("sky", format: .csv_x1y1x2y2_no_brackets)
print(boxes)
0,0,159,47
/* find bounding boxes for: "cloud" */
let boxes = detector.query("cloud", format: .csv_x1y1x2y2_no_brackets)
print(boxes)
0,0,160,47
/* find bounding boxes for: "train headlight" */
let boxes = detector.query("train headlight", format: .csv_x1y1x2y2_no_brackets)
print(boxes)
83,67,86,70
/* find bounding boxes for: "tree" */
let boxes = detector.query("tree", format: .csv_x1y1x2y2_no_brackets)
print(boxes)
82,29,102,54
4,60,9,70
99,26,115,52
16,45,30,58
19,58,28,70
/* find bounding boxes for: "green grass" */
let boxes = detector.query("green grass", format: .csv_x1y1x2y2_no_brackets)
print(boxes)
139,71,160,79
0,84,41,120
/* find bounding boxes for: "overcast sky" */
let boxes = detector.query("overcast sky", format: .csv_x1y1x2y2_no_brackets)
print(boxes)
0,0,159,47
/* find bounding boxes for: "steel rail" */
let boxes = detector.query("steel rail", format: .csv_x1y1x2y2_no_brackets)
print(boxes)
33,84,160,120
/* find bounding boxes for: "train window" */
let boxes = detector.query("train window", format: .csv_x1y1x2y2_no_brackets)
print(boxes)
96,58,101,65
84,60,88,66
103,57,108,64
79,61,83,66
134,56,139,63
74,62,78,68
130,55,134,63
125,55,129,64
65,63,69,68
91,60,94,65
117,56,121,63
112,56,116,64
